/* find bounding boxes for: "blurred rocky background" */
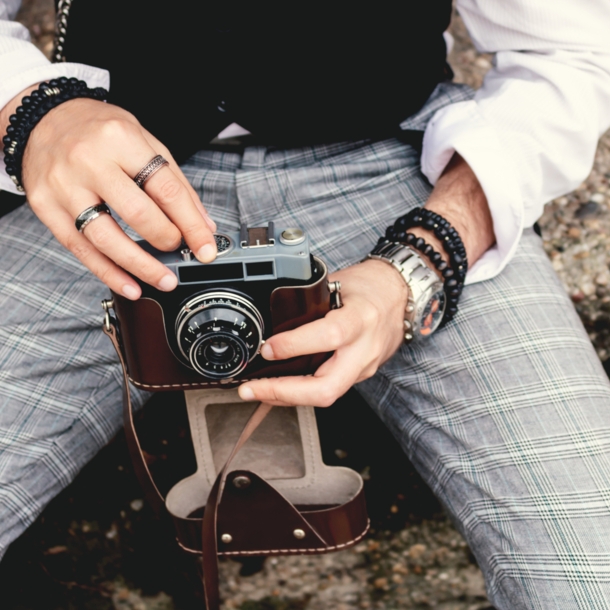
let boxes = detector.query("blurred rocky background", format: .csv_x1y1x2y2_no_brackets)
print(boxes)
1,2,609,609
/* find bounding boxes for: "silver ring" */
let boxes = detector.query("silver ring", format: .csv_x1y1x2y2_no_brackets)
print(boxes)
133,154,169,188
75,203,112,232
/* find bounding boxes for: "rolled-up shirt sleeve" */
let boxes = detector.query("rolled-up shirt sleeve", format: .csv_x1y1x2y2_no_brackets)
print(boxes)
0,1,109,194
422,0,610,284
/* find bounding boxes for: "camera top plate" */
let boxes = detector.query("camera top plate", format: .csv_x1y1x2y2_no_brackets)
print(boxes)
136,223,313,286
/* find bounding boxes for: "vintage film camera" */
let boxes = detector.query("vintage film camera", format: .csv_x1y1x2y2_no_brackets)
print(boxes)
109,223,337,389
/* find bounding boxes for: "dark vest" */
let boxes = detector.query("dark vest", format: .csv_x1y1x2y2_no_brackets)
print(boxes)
60,1,452,163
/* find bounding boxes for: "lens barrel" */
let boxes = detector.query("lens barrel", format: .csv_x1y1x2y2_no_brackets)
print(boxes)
175,291,264,379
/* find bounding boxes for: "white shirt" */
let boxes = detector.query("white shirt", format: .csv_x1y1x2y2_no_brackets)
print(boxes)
1,0,610,284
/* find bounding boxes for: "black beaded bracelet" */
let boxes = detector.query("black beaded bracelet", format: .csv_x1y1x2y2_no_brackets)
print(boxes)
381,207,468,325
3,78,108,192
403,232,462,324
386,207,468,283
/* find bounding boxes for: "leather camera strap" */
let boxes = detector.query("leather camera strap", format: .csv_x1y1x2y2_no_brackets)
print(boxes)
200,401,274,609
104,320,166,515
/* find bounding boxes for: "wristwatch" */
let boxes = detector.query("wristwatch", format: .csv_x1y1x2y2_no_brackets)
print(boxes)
367,241,446,342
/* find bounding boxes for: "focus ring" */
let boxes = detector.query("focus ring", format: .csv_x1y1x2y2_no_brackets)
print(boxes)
175,291,264,379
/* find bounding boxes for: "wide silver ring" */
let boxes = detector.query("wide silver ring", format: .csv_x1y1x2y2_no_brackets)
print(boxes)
133,154,169,188
75,203,112,232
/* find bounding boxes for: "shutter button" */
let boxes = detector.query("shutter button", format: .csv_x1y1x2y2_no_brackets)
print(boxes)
279,228,305,246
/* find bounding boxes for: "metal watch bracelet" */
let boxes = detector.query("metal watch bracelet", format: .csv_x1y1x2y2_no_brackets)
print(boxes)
366,242,446,342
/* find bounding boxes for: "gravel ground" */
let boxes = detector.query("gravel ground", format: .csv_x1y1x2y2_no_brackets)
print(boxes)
1,3,609,610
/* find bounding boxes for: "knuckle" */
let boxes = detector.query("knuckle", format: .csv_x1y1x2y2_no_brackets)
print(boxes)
45,167,66,193
273,336,296,360
257,381,279,403
25,191,46,213
155,142,172,159
95,266,112,285
326,320,348,349
360,301,380,327
120,248,147,271
129,255,166,285
97,265,117,288
155,178,183,203
121,197,149,226
63,235,91,262
86,222,114,249
65,139,93,166
157,229,182,251
131,211,181,251
180,220,207,243
273,380,296,405
67,236,93,262
99,117,134,142
316,388,338,408
359,365,377,381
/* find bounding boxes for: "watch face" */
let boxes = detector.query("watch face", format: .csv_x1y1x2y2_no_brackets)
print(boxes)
418,288,446,337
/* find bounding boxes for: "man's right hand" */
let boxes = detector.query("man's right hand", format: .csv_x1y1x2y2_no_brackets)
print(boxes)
7,92,217,300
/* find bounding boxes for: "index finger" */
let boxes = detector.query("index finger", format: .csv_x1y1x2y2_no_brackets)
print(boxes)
140,164,218,263
261,306,363,361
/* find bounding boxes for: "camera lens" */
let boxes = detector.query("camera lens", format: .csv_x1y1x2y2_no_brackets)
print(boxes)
208,340,230,360
175,291,264,379
192,331,248,377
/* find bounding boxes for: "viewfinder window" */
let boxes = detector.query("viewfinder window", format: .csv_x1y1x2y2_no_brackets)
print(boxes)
179,263,244,283
246,261,274,277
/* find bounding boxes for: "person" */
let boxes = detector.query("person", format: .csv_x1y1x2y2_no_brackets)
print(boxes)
1,1,610,608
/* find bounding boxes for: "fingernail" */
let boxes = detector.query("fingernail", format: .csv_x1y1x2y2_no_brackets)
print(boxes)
261,343,275,360
197,243,217,263
158,274,178,291
122,284,140,300
239,385,255,401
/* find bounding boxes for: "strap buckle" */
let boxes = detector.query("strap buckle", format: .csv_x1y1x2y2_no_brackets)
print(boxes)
101,298,114,332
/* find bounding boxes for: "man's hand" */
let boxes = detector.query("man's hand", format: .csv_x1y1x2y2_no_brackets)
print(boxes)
4,91,218,300
238,259,408,407
238,152,496,408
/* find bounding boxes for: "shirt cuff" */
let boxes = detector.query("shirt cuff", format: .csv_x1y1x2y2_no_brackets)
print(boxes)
421,100,524,285
0,47,109,194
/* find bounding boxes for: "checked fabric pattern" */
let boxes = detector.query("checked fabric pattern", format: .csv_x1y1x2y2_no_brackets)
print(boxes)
1,82,610,608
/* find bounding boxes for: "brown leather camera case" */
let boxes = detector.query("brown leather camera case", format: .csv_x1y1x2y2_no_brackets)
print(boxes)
111,256,332,390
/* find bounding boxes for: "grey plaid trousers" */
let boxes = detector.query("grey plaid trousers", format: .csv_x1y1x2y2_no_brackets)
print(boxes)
1,83,610,609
